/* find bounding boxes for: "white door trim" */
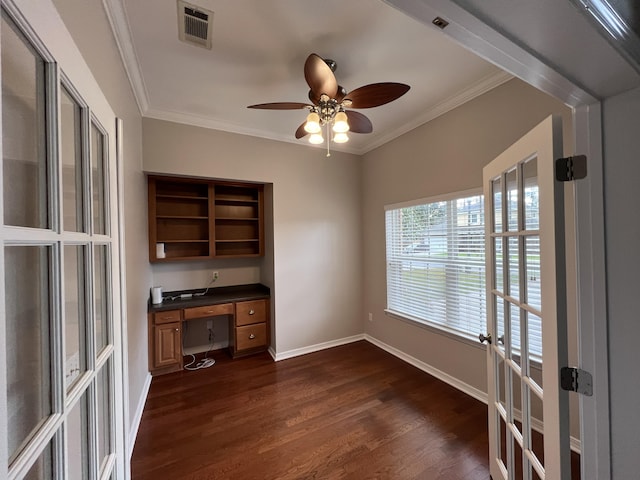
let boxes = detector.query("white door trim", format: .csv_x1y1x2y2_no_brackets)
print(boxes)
572,103,610,478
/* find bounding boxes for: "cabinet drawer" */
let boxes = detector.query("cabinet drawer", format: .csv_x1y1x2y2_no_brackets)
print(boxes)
235,323,267,351
184,303,233,320
235,299,268,326
153,310,181,324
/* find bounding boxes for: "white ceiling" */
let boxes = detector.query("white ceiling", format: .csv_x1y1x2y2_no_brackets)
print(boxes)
108,0,640,155
111,0,510,155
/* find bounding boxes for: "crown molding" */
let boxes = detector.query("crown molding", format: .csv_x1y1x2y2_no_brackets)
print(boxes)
143,106,363,155
361,69,513,154
144,70,512,156
102,0,149,114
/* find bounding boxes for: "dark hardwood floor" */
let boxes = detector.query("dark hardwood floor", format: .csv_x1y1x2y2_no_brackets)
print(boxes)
131,341,578,480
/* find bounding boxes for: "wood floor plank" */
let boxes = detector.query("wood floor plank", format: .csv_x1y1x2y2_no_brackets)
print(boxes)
131,341,579,479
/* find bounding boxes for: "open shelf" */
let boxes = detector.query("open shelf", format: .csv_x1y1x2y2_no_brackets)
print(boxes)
148,176,264,262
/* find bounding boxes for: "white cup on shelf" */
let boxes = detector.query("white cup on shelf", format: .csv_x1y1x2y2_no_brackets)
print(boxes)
151,286,163,304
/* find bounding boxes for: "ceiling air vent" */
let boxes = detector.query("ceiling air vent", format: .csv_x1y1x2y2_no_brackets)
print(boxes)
177,1,213,49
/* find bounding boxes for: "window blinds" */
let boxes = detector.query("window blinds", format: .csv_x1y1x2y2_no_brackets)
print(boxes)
385,190,543,358
385,192,486,341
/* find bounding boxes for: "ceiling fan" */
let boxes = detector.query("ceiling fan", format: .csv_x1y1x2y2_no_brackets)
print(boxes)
248,53,410,154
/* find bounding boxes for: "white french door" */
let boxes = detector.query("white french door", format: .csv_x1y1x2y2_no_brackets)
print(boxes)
483,115,571,479
0,1,126,479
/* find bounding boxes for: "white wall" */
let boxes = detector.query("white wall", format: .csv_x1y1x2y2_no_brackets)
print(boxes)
53,0,151,438
602,85,640,478
143,119,363,354
361,78,579,429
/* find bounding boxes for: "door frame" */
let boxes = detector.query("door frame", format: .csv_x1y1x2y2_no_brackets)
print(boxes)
0,0,129,477
387,0,610,477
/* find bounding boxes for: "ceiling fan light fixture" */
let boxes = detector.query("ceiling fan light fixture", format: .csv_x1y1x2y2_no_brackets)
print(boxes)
332,111,349,133
304,112,321,133
333,132,349,143
309,133,324,144
247,54,410,154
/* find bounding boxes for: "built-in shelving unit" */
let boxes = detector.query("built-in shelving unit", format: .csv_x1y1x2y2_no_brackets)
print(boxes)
148,176,264,262
214,185,262,257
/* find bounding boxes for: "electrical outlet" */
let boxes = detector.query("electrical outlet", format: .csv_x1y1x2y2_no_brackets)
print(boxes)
206,319,213,329
368,312,373,322
212,271,219,282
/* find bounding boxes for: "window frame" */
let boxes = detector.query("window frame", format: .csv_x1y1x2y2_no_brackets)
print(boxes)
384,188,487,345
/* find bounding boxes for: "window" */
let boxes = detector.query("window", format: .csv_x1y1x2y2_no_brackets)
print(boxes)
385,190,486,341
386,188,543,358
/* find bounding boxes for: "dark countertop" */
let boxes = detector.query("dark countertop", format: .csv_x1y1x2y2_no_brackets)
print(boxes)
148,283,270,313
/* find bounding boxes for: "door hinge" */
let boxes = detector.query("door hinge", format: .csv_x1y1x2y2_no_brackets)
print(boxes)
556,155,587,181
560,366,593,396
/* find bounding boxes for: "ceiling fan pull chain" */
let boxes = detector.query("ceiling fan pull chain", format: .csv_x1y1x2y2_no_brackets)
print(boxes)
326,122,331,157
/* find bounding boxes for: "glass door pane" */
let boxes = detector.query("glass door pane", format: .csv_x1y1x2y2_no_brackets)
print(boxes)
61,86,85,232
5,245,52,464
96,360,113,472
64,245,87,391
94,245,110,353
91,122,106,235
1,11,48,229
523,158,539,230
23,439,55,480
66,393,89,480
506,168,518,232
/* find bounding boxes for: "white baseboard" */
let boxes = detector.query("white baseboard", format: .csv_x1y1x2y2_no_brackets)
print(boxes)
272,334,365,361
364,334,581,454
128,372,152,460
364,334,488,404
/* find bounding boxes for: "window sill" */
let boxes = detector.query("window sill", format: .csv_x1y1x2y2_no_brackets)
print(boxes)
384,309,487,351
383,310,543,370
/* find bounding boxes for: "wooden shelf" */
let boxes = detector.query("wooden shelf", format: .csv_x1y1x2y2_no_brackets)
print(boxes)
215,239,259,243
215,196,259,204
156,194,208,200
159,239,209,243
148,176,264,262
157,215,208,220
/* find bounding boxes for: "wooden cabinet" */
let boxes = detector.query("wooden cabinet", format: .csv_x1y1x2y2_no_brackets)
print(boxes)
149,310,182,374
230,299,269,358
148,285,271,375
148,176,264,262
183,303,233,320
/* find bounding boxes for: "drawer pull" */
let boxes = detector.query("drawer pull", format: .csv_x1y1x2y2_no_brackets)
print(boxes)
175,328,179,332
249,309,255,315
249,333,256,339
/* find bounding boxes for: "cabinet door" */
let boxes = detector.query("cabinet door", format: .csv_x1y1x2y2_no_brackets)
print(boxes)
154,322,181,368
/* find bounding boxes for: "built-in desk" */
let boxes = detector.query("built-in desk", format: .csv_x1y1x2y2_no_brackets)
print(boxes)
147,284,270,375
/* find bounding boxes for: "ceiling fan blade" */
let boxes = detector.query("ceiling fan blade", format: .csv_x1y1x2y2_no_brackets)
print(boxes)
304,53,338,99
345,83,410,109
308,89,320,105
247,102,311,110
295,122,309,139
345,110,373,134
